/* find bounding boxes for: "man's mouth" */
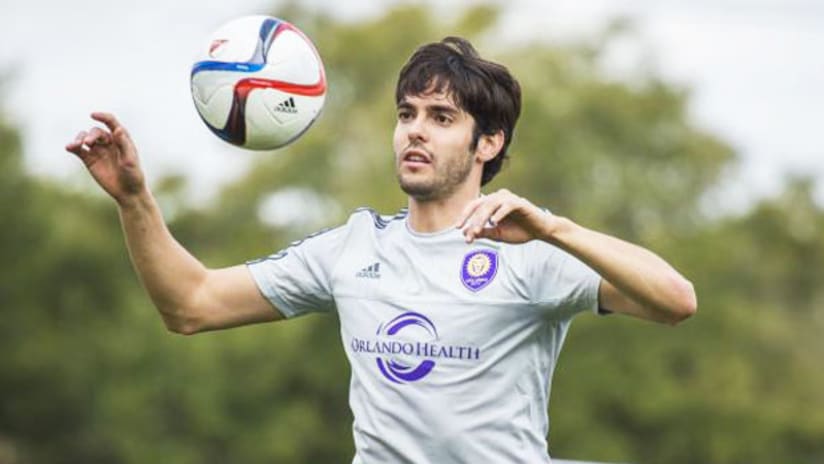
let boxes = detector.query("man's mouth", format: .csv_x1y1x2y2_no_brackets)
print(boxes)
402,148,432,165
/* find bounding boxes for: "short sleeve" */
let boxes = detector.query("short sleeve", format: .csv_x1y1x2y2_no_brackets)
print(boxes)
246,226,346,318
528,241,602,319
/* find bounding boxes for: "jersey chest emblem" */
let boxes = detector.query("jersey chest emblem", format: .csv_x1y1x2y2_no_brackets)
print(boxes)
460,249,498,292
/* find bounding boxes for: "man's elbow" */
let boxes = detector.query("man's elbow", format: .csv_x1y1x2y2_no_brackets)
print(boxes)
159,305,206,336
667,278,697,325
166,320,202,336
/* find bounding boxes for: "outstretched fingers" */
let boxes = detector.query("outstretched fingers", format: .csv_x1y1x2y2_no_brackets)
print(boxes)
456,190,539,243
488,200,519,229
65,131,87,155
455,197,484,229
458,196,509,243
92,111,133,150
91,112,122,132
66,114,121,167
473,201,519,241
83,126,112,148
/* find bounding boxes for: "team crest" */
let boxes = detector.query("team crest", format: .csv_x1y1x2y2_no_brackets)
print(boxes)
460,249,498,292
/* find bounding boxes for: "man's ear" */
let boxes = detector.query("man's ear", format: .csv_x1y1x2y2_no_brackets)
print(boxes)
476,130,505,162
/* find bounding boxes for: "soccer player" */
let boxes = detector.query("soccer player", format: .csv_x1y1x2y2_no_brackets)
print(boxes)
66,37,696,463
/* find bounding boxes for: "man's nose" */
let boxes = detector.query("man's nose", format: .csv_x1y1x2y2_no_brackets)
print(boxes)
406,116,428,143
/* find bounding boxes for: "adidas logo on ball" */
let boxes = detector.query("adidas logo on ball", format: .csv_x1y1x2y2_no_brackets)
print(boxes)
275,97,298,114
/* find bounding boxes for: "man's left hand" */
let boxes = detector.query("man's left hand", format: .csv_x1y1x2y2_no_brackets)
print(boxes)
456,189,563,244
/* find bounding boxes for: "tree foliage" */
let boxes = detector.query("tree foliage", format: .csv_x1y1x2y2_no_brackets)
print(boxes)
1,5,822,464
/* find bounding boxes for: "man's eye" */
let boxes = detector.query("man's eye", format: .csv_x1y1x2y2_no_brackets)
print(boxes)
398,111,412,120
436,114,452,124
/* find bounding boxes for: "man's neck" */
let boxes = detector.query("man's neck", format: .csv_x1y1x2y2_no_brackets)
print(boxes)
406,186,480,234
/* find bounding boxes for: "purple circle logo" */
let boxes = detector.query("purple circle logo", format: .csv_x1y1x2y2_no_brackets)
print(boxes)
461,249,498,292
375,311,438,384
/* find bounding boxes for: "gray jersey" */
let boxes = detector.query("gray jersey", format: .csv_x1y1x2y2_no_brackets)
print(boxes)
247,208,601,464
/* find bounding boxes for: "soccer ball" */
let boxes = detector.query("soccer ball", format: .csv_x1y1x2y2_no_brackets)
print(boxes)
190,16,327,150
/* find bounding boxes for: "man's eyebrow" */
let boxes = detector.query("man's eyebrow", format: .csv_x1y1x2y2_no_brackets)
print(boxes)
396,100,461,116
426,104,459,115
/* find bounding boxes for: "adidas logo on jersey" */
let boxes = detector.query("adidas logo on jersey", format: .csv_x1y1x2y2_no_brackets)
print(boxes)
356,262,381,279
275,97,298,114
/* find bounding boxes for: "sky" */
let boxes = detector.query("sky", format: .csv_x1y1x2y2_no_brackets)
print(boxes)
1,0,822,210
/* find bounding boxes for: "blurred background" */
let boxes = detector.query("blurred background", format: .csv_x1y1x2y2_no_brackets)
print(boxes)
1,1,823,463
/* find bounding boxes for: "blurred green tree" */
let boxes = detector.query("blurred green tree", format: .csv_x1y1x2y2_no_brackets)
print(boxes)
0,4,822,464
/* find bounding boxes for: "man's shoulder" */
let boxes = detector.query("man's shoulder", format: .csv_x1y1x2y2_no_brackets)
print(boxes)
348,206,409,231
288,207,407,251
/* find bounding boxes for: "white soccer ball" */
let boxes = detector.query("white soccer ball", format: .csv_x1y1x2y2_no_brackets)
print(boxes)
191,16,327,150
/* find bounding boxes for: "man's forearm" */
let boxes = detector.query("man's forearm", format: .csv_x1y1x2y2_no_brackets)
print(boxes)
545,217,696,320
118,190,208,332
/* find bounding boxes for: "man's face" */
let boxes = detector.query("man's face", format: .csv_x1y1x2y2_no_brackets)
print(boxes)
393,91,477,201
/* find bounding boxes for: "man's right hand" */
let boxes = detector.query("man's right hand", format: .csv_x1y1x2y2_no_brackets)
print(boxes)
65,112,146,206
65,111,281,334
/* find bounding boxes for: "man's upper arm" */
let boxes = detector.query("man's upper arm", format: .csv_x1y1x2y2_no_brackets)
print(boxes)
187,264,284,333
598,278,674,324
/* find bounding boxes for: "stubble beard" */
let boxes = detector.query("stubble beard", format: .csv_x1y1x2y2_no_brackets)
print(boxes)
397,150,475,202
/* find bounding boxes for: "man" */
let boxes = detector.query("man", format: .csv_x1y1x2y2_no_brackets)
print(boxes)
67,37,696,463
